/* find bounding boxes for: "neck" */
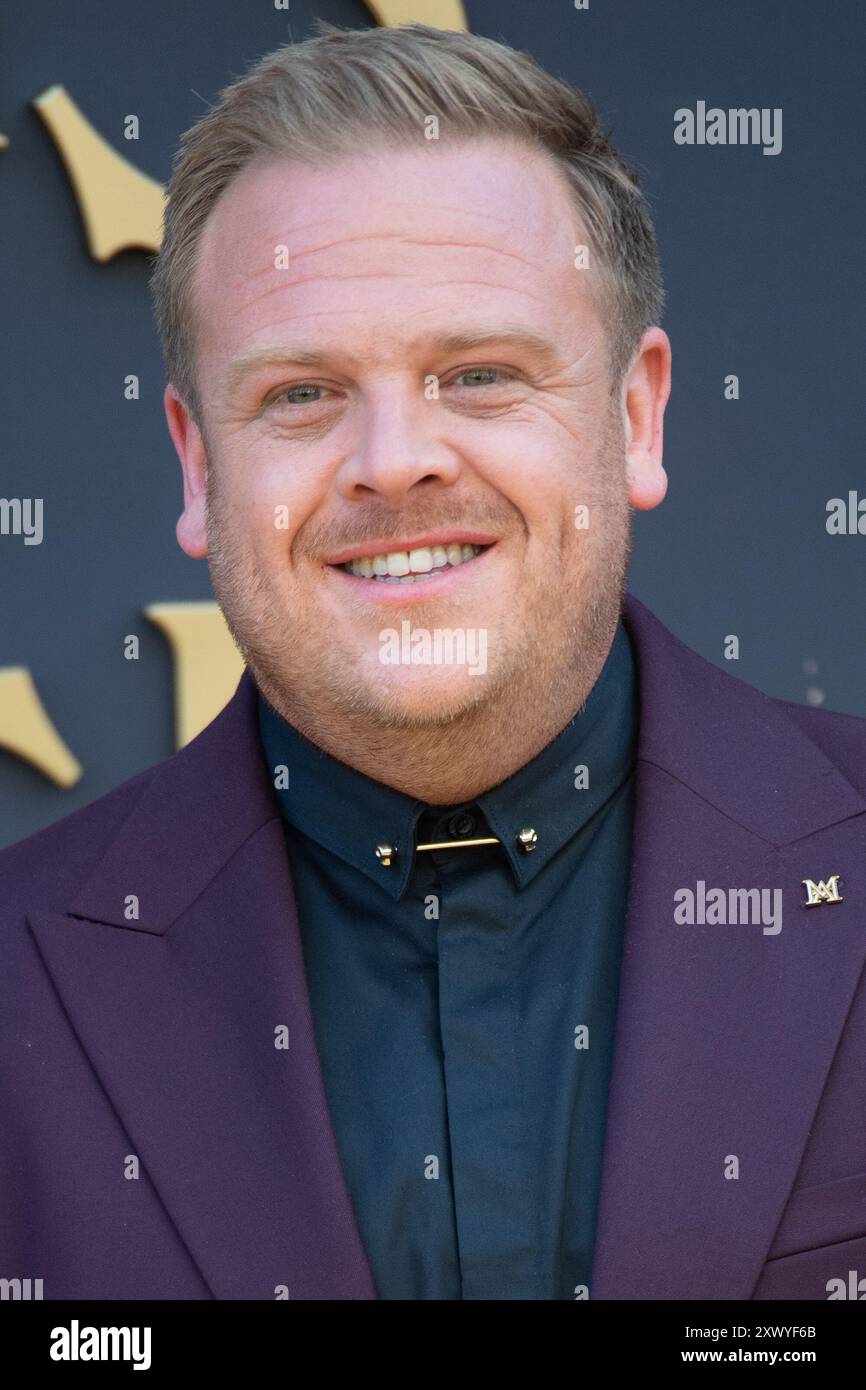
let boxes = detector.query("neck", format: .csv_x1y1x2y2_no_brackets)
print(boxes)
256,621,618,805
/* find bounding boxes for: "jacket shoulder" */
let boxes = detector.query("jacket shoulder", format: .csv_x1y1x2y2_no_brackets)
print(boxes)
771,696,866,797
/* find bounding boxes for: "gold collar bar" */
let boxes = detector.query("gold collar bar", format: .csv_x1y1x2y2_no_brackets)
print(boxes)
416,836,500,852
375,827,538,868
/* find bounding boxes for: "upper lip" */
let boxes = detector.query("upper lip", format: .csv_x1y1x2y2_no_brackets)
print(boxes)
324,531,499,565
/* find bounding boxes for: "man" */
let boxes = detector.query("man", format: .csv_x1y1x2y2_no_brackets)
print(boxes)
2,22,865,1302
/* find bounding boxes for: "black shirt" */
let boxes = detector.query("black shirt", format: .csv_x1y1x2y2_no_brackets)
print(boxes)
257,619,638,1298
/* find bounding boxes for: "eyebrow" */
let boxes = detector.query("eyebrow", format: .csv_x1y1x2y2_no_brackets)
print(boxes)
223,326,561,396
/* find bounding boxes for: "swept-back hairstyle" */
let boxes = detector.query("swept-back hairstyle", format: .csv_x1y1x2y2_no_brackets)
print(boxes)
150,21,664,422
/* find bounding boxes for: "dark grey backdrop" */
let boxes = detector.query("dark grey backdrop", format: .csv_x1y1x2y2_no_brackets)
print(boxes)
1,0,863,849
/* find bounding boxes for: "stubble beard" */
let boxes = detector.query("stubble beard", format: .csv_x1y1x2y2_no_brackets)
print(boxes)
203,407,632,794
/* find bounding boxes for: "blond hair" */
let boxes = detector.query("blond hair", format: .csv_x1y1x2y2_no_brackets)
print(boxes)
150,21,664,423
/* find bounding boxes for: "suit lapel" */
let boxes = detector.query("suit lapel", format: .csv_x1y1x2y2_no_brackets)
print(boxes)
591,596,866,1298
28,672,376,1300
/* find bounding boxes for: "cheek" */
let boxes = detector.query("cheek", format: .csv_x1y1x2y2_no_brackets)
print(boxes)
457,431,555,530
493,457,585,554
472,410,593,502
223,454,315,563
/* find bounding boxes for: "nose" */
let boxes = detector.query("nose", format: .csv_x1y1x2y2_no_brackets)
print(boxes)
334,381,462,502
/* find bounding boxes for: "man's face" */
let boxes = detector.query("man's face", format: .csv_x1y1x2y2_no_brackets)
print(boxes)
171,137,662,730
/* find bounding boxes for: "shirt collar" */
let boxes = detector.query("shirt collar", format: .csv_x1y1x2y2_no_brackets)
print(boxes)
257,619,638,900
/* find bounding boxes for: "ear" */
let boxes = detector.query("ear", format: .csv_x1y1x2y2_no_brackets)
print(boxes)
164,383,209,558
622,327,672,511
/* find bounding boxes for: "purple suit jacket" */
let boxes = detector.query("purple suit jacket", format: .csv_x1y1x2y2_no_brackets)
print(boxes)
2,592,866,1301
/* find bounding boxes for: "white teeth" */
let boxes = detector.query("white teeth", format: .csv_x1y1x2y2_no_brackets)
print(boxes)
408,547,434,573
386,551,410,577
342,542,485,580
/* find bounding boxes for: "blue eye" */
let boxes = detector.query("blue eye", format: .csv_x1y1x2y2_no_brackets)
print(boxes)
453,367,512,387
273,384,325,407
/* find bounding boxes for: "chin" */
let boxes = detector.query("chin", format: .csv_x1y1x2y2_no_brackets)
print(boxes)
345,669,494,730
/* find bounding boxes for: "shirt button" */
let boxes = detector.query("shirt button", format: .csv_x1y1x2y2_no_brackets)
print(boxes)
447,810,476,837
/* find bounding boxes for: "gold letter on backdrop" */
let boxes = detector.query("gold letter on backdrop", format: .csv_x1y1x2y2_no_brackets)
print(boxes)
363,1,466,26
33,85,165,258
0,668,82,786
145,602,243,749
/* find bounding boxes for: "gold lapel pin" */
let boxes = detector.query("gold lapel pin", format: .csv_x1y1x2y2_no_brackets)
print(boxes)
802,874,844,907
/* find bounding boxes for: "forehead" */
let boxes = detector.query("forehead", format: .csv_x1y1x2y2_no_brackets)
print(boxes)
192,137,599,373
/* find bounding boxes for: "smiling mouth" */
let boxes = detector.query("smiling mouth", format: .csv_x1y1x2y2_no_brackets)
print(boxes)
336,542,491,584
